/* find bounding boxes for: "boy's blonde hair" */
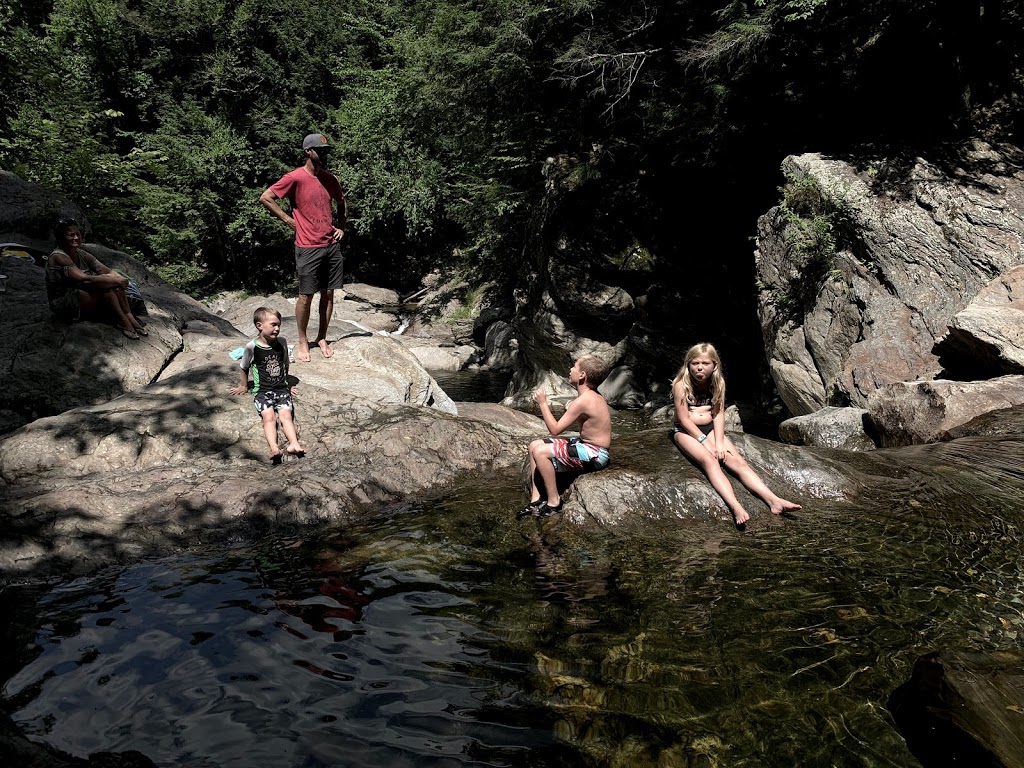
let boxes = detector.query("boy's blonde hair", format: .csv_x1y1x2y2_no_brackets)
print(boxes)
253,307,282,326
672,342,725,409
577,355,610,388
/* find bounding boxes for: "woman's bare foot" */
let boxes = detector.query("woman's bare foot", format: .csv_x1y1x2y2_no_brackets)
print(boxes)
316,339,333,359
769,498,801,515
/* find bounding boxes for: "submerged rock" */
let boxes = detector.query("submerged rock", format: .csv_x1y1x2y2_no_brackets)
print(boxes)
890,649,1024,768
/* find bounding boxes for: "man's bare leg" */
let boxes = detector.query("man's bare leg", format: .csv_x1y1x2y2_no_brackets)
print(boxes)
314,290,334,358
294,293,314,362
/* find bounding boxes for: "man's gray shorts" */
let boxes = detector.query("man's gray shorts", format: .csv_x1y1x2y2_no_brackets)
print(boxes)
295,242,343,295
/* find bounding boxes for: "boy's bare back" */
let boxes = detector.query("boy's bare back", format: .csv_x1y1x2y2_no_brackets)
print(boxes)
573,389,612,448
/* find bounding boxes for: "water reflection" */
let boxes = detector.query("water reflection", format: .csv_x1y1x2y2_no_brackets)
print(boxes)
3,443,1024,766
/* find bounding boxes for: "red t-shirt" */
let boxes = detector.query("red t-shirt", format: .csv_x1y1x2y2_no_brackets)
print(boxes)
269,168,345,248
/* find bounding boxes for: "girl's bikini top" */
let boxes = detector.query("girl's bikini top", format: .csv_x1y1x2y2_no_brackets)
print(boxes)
687,389,713,408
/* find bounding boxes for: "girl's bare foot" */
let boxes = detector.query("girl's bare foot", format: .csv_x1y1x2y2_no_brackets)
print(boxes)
733,508,750,526
285,443,305,457
769,499,801,515
270,452,283,465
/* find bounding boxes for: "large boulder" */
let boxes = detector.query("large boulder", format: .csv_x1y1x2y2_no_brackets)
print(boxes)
209,290,398,338
0,246,240,432
866,376,1024,447
0,337,540,577
0,171,85,242
934,264,1024,376
756,146,1024,416
557,430,857,528
779,407,877,451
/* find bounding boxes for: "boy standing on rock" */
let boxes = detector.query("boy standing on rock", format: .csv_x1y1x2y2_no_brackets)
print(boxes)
230,307,305,464
520,355,612,517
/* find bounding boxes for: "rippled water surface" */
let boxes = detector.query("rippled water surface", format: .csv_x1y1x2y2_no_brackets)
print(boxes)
4,439,1024,767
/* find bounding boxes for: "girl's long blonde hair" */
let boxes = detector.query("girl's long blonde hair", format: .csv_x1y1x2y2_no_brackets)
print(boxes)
672,342,725,409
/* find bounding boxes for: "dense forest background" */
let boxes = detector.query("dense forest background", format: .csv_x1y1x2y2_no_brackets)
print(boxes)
1,0,1022,300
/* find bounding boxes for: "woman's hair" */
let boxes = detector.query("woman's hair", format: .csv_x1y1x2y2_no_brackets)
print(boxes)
53,217,80,241
671,342,725,409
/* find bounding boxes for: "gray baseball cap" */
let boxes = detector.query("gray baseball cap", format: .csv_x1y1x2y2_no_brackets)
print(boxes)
302,133,330,150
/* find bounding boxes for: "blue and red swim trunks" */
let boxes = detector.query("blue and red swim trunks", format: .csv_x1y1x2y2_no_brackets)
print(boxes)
544,437,610,473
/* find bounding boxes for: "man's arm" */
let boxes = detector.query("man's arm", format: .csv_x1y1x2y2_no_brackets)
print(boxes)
259,187,296,231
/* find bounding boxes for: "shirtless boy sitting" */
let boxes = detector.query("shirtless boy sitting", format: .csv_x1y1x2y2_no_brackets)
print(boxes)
520,355,612,518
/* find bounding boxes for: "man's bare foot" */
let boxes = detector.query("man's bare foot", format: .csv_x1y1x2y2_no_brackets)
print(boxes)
769,499,802,516
285,443,305,457
316,339,333,359
296,343,312,363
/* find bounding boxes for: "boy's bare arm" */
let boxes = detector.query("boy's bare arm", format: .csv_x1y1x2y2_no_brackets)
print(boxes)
229,369,248,396
534,388,589,436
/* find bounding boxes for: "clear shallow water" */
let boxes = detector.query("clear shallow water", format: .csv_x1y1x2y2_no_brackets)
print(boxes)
4,442,1024,767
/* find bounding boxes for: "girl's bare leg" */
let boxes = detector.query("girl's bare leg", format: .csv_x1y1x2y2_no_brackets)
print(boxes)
674,434,750,525
720,436,801,515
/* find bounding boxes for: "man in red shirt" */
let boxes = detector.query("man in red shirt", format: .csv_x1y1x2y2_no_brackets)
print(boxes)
260,133,347,362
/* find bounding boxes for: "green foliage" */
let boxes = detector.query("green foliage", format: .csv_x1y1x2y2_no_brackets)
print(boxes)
763,172,857,319
0,0,1020,300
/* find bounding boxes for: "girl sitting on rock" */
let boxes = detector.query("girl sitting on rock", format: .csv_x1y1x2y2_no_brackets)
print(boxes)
671,342,801,527
46,218,148,340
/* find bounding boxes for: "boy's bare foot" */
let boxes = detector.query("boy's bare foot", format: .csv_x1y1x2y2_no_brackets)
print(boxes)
769,499,801,516
316,339,333,359
285,444,305,458
271,452,283,465
296,343,312,363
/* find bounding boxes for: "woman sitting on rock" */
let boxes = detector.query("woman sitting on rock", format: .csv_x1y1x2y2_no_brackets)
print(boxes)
46,218,148,339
